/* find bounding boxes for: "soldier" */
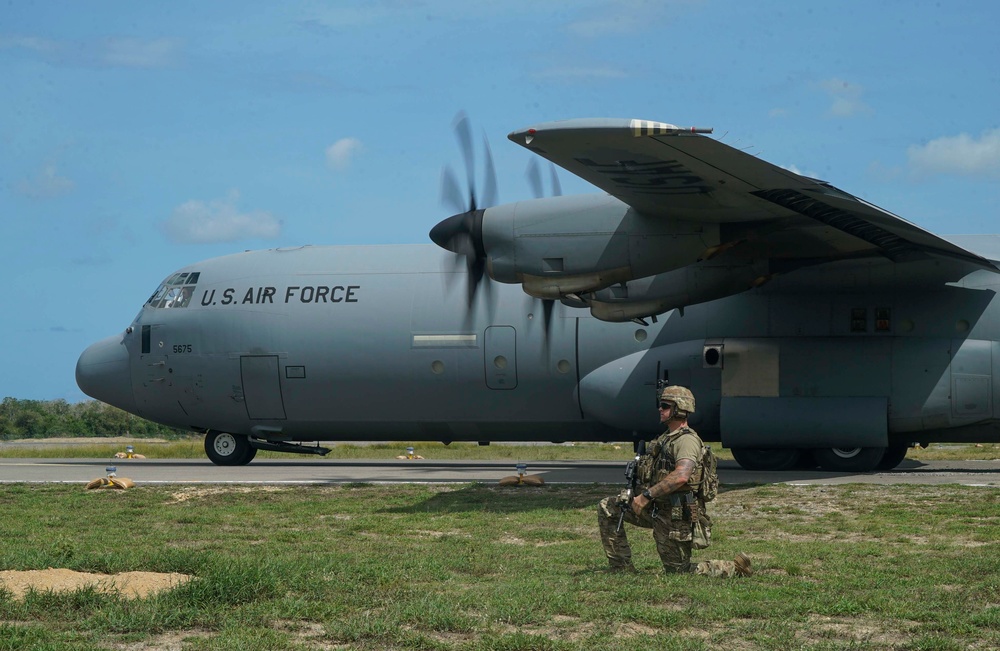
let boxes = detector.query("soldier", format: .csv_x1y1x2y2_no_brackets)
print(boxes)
597,385,752,577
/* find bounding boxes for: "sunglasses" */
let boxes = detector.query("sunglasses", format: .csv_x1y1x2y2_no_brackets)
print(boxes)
659,402,674,410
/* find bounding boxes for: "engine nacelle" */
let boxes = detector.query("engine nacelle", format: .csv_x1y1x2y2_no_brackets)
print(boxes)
482,194,719,298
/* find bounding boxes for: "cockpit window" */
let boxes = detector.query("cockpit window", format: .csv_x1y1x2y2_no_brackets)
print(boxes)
146,271,200,309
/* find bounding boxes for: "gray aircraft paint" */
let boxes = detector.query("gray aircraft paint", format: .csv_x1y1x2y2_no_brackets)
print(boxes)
79,243,1000,448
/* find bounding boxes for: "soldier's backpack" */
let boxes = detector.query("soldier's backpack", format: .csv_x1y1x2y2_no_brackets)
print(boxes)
697,445,719,502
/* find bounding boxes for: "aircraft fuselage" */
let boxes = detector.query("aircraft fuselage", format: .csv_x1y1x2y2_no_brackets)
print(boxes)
77,243,1000,467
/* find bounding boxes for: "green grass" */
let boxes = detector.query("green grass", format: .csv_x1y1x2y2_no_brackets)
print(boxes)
1,482,999,650
3,437,1000,462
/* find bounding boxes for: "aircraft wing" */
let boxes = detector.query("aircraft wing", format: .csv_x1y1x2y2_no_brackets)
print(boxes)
508,118,996,270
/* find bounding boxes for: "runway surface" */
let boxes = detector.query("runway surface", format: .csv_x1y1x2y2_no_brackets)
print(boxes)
1,457,999,486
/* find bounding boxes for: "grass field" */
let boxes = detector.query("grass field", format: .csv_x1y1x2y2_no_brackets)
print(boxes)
1,479,999,650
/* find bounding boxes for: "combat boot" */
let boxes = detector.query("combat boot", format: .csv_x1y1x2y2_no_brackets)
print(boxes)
610,562,638,574
734,553,753,577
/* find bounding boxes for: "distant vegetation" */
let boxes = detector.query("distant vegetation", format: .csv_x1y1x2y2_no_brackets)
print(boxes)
0,397,185,440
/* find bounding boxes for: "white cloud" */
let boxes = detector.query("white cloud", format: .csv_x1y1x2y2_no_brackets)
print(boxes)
907,128,1000,178
819,77,871,117
0,35,59,54
100,37,179,68
301,6,392,31
13,164,75,199
299,3,528,31
325,138,364,170
160,190,282,244
531,64,629,83
779,163,820,180
0,34,179,68
565,0,703,37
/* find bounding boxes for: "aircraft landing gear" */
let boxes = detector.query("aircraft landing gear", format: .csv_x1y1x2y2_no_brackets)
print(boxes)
730,447,802,471
811,446,885,472
730,445,896,472
205,431,257,466
876,442,910,470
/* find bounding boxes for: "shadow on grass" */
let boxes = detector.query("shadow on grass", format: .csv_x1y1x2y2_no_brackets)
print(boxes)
384,484,608,514
382,480,774,515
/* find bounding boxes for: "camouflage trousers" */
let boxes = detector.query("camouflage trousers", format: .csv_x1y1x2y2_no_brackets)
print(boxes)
597,490,740,578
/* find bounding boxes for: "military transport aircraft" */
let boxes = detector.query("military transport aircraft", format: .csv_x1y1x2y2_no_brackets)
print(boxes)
76,116,1000,472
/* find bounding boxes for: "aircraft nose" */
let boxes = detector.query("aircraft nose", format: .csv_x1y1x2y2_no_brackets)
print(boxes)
76,334,136,413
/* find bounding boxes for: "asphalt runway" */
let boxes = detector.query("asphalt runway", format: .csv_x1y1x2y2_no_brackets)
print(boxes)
1,458,999,486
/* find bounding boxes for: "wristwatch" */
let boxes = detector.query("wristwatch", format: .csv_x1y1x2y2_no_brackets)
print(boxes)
641,489,653,500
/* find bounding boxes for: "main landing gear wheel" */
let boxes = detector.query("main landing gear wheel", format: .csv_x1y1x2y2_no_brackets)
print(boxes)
730,448,802,471
204,432,257,466
811,446,885,472
876,442,910,470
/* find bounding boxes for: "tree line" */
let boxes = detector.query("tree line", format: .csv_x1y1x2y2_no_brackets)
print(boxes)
0,397,186,440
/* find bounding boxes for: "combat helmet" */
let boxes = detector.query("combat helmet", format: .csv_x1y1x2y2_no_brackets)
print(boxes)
659,385,695,416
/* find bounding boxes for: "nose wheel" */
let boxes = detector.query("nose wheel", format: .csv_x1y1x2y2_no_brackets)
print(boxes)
204,431,257,466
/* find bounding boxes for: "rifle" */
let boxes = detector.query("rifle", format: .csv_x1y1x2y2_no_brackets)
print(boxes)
616,440,647,532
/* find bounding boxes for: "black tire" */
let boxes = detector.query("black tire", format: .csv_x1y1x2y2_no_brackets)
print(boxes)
876,442,909,470
237,444,257,465
812,446,886,472
204,432,256,466
730,447,802,471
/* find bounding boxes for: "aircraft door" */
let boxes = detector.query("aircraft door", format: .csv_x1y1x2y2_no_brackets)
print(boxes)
240,355,287,419
132,324,168,416
484,326,517,390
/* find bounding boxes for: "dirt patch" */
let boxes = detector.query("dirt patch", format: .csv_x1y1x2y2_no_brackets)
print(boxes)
108,630,213,651
165,485,287,503
0,568,192,600
794,614,921,648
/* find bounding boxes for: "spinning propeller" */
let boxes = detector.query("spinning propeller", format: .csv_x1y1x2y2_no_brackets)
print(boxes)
429,111,497,309
429,113,566,353
525,157,562,201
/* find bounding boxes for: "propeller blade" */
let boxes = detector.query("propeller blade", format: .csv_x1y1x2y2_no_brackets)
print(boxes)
440,165,465,216
481,135,498,209
452,111,476,210
525,158,562,199
542,298,554,337
526,158,543,199
535,297,555,361
467,256,485,305
549,163,562,197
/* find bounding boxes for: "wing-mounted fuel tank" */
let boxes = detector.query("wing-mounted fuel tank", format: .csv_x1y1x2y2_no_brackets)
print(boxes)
478,194,720,299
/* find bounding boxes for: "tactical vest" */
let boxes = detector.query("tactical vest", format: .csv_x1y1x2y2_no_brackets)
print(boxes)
637,426,705,496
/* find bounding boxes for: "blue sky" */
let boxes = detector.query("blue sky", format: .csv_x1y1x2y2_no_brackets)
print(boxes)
2,0,999,401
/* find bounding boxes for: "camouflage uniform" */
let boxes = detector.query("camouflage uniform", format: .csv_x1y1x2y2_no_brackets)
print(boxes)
598,424,747,578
